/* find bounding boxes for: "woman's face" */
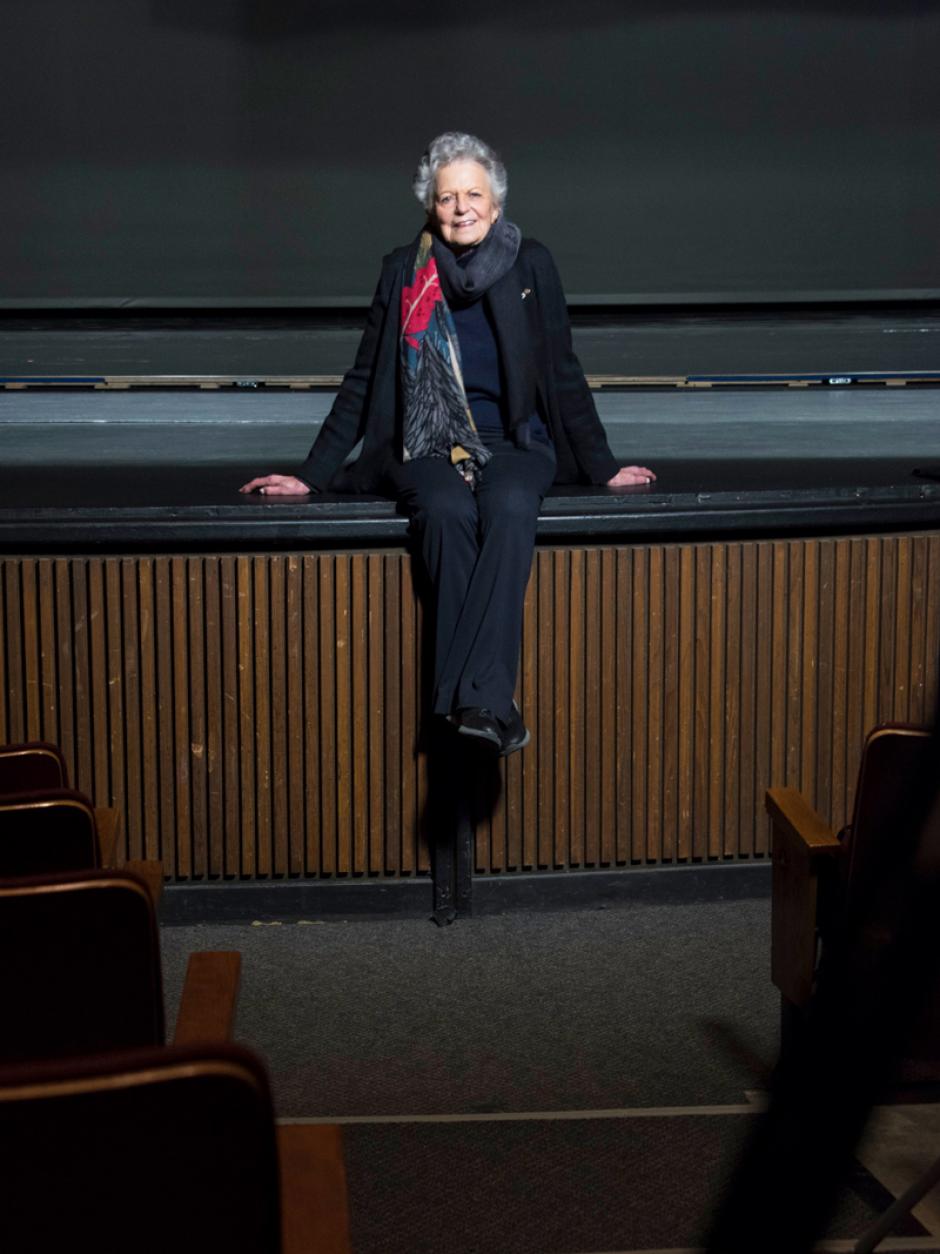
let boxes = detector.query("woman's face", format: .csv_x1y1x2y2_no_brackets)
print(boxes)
431,160,500,251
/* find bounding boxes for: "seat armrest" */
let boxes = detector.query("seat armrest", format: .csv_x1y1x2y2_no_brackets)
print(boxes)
277,1124,352,1254
767,787,841,1009
94,807,121,868
172,951,241,1044
124,859,164,906
766,788,841,856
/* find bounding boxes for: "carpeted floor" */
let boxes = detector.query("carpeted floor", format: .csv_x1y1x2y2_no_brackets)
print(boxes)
160,894,940,1253
161,897,778,1118
338,1114,927,1254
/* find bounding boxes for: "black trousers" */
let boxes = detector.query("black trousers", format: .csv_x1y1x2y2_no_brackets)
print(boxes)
386,438,556,721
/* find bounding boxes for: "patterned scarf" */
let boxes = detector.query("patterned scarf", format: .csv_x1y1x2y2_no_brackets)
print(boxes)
400,231,492,489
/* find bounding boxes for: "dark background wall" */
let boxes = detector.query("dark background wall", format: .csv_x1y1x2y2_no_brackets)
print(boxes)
3,1,938,307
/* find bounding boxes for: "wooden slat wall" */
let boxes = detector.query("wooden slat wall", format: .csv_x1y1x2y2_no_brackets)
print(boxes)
1,533,938,881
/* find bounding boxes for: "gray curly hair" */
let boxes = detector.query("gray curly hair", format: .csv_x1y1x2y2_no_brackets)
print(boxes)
412,131,508,213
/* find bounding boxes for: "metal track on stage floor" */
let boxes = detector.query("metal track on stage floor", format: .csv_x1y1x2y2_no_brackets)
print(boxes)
2,303,938,386
3,370,940,390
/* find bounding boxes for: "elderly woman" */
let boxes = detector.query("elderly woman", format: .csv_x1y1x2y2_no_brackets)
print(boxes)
241,131,654,755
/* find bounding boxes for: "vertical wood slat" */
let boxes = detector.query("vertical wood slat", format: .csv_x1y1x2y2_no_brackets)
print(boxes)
302,556,321,876
37,562,58,745
813,542,835,828
2,531,938,882
318,559,336,876
279,556,302,877
597,549,616,867
171,558,191,879
676,547,695,863
4,562,25,743
350,557,367,876
188,558,207,879
536,550,554,869
645,549,664,862
630,549,649,863
203,558,225,877
829,540,850,829
552,549,569,869
519,563,538,871
584,550,602,867
661,546,679,864
909,537,928,725
120,560,142,863
138,560,160,864
220,558,240,877
53,561,76,811
568,548,584,868
613,548,633,865
20,561,40,739
104,561,126,862
87,562,110,821
722,546,741,858
399,558,417,875
251,558,270,878
268,558,288,879
334,557,351,877
694,547,711,858
736,545,757,857
382,556,402,875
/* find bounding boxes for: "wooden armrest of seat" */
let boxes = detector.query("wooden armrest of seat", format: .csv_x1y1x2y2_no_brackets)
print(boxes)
767,787,842,1009
172,951,241,1044
94,807,121,868
124,859,164,906
766,788,841,857
277,1124,352,1254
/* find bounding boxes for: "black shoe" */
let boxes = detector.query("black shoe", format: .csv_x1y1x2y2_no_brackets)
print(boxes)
498,701,530,757
454,707,502,749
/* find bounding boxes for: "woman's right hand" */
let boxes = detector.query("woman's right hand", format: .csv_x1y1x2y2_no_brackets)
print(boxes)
239,474,312,496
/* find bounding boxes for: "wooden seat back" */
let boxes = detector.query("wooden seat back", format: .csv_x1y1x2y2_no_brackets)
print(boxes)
0,1043,282,1254
0,869,164,1063
844,724,940,1081
0,741,68,793
840,723,932,931
0,788,100,875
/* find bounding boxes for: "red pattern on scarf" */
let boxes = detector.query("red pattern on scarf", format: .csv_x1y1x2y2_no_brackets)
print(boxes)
401,255,441,351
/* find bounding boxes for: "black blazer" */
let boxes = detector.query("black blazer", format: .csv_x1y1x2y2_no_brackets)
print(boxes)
298,236,620,493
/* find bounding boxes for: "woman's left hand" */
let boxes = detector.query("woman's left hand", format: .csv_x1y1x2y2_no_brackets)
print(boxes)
607,465,656,487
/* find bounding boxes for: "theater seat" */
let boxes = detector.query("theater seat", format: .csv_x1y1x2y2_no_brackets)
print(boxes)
766,722,940,1253
0,740,68,791
0,787,101,874
0,743,117,854
0,1042,351,1254
0,868,240,1064
0,738,161,899
767,722,934,1061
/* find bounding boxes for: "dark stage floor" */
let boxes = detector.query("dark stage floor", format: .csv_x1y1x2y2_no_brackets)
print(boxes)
2,304,940,380
2,385,940,547
2,306,939,547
